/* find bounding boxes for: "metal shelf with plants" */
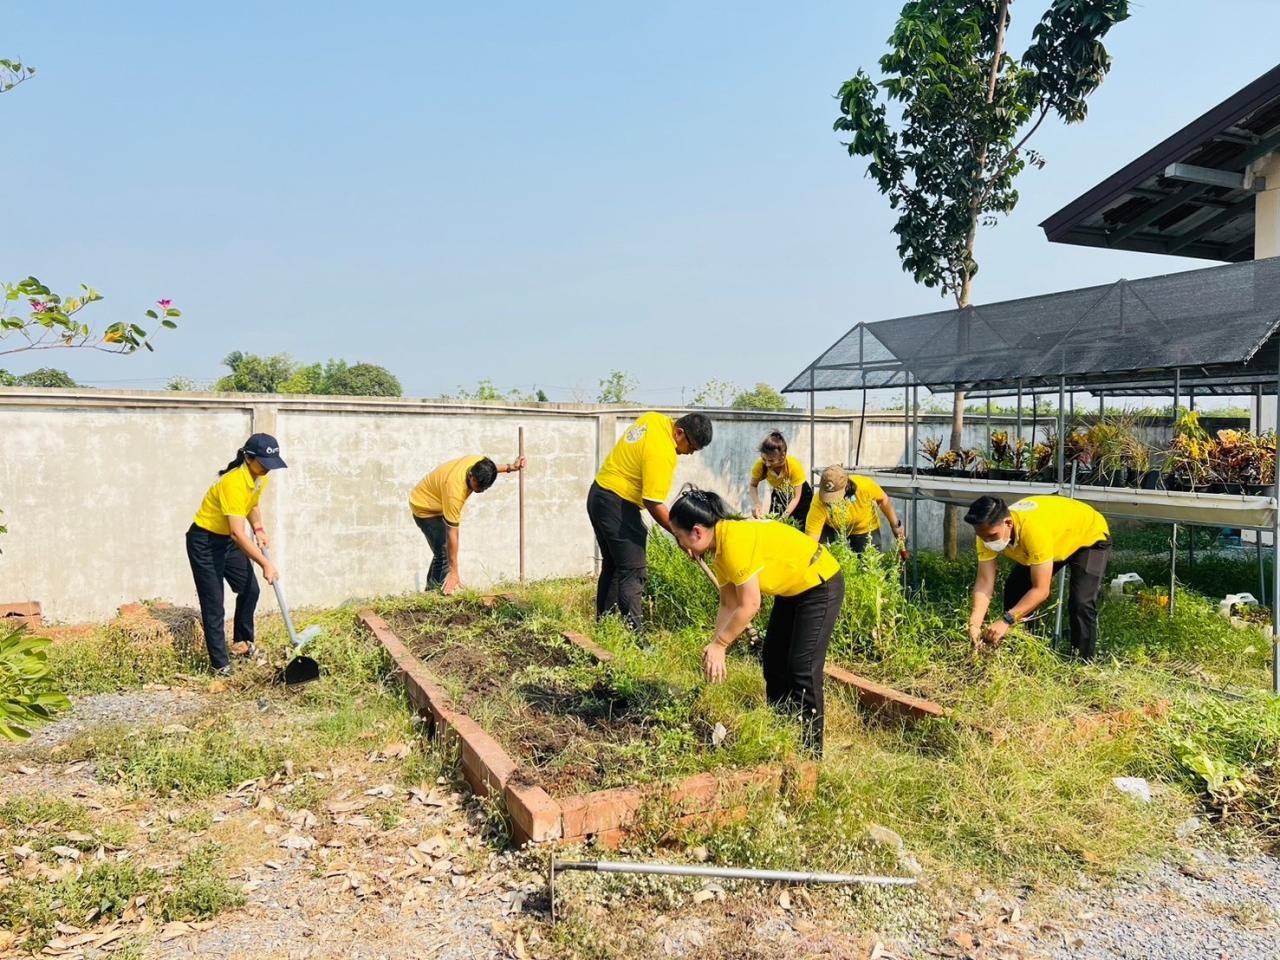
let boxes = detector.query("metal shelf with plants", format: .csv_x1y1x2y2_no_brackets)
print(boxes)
783,256,1280,691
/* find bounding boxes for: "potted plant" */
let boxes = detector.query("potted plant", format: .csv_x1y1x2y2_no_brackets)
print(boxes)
960,447,990,478
1164,411,1214,492
920,437,943,474
933,450,960,476
1029,435,1057,482
988,431,1022,481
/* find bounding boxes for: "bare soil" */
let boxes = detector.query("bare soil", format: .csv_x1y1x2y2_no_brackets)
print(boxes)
380,604,684,796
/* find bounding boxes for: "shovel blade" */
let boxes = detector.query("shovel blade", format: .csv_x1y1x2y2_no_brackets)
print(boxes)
276,655,321,687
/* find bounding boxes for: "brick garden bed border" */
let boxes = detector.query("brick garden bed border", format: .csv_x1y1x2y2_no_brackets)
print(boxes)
360,594,945,845
360,607,820,846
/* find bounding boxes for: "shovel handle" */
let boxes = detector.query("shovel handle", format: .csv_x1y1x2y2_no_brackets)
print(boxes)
262,546,301,649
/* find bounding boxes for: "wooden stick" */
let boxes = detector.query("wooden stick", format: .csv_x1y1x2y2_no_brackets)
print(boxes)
518,427,526,582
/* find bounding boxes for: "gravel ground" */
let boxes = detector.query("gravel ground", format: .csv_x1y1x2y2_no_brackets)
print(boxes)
1036,847,1280,960
8,687,210,758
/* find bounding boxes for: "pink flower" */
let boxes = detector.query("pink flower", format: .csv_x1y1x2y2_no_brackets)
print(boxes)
156,299,172,309
29,299,46,313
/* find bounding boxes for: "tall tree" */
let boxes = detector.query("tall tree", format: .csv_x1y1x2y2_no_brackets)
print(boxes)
834,0,1128,556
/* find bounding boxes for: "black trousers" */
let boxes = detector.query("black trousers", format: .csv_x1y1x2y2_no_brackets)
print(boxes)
763,571,845,757
820,526,881,554
1003,540,1111,659
770,481,814,523
185,523,260,670
586,482,648,630
414,515,451,588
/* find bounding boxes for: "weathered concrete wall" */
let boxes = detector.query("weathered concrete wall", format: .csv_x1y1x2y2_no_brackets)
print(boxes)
1,390,895,623
5,388,1219,621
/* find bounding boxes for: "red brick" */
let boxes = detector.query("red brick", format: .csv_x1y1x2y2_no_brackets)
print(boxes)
559,630,613,663
505,781,562,843
1,601,42,627
824,663,947,721
560,787,644,838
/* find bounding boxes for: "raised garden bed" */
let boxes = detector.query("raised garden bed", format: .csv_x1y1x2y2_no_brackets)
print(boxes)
360,599,817,846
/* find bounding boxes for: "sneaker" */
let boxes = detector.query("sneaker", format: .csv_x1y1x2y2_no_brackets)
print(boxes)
213,664,233,677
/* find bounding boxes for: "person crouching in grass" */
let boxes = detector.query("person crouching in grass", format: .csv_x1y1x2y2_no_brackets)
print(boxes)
668,486,844,757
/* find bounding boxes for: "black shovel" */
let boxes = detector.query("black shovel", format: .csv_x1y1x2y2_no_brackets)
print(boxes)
263,547,322,687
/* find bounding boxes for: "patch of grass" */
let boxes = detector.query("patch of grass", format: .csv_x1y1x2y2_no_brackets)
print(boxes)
0,795,90,832
1,843,242,951
162,842,245,920
45,620,204,694
175,810,214,833
93,714,290,799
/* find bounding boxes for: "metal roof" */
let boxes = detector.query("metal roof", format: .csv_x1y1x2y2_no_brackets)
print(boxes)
783,257,1280,396
1040,64,1280,262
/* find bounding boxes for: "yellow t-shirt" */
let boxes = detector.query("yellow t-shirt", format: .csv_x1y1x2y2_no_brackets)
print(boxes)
410,455,485,526
192,464,268,536
805,475,886,538
711,519,840,598
750,455,806,493
975,495,1110,566
594,412,678,508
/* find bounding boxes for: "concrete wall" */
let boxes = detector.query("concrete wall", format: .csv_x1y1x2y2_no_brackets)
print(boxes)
3,388,1224,621
1,389,905,623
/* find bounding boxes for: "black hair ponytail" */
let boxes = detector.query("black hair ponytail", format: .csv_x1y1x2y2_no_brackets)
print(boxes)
669,485,742,533
759,431,787,456
219,446,248,476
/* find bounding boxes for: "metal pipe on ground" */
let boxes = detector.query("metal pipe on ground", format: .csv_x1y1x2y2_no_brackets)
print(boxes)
548,853,917,922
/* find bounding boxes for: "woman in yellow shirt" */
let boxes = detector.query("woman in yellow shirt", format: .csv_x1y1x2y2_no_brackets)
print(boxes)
185,434,286,675
748,432,812,523
806,464,904,554
669,487,844,756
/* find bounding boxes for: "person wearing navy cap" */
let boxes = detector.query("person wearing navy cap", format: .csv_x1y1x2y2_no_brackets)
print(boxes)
186,433,287,675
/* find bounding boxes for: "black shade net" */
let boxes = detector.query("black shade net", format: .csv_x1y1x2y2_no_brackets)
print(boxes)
784,257,1280,396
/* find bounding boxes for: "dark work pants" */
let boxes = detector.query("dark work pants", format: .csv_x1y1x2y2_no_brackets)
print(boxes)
762,571,845,757
1003,541,1111,659
586,482,648,630
770,481,814,523
414,515,451,588
185,523,260,670
820,526,882,554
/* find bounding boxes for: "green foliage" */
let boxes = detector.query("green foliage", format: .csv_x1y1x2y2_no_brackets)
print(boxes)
731,382,789,411
216,352,402,396
598,369,637,404
452,378,547,403
8,366,78,388
214,350,296,393
1,279,180,359
166,375,197,390
1,57,36,93
834,0,1128,300
0,625,70,740
690,378,738,408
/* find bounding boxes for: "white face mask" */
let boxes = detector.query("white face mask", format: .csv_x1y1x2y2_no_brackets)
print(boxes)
984,537,1011,553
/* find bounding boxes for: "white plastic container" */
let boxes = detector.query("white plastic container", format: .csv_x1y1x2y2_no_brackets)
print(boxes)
1109,572,1144,598
1220,592,1260,618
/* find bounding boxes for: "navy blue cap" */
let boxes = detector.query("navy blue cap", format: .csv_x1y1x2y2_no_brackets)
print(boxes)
243,433,287,470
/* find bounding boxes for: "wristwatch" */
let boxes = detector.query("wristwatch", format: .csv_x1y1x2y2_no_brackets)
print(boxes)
1001,610,1017,626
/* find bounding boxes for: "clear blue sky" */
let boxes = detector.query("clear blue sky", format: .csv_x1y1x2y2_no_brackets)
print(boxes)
4,1,1279,403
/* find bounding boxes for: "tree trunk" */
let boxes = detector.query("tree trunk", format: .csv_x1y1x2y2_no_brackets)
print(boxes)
943,0,1009,561
942,274,974,560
